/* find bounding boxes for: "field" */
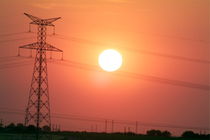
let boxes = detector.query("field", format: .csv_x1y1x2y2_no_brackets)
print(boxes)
0,132,208,140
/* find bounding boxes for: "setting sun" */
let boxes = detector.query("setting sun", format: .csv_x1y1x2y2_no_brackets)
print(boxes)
98,49,122,72
1,0,209,139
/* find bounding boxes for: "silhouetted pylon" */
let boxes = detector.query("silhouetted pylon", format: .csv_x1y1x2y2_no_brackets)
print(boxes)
18,13,63,139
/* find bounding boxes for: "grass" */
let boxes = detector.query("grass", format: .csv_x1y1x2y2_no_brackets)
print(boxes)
0,133,64,140
0,132,208,140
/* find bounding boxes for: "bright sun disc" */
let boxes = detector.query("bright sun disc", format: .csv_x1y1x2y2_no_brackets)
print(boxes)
98,49,122,72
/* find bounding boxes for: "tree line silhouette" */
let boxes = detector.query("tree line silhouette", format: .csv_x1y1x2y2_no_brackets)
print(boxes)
0,122,209,139
0,123,50,133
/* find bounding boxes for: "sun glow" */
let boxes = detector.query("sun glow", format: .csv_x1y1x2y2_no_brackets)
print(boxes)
98,49,123,72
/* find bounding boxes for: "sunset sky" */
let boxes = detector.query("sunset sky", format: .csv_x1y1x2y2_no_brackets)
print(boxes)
0,0,209,135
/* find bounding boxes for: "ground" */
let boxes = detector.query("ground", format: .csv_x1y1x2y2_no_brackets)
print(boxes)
0,132,208,140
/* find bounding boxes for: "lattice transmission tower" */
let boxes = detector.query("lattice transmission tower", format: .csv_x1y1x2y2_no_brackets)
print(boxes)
18,13,63,132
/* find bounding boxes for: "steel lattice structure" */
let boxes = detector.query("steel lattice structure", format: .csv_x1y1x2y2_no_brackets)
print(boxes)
18,13,63,134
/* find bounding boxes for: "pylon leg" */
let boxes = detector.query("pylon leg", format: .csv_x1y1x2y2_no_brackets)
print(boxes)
25,49,51,133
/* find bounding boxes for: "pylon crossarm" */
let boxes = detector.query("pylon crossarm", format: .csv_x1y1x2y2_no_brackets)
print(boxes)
24,13,61,26
45,43,63,52
44,17,61,24
24,13,41,22
19,42,63,52
30,21,40,26
19,42,39,50
46,23,54,27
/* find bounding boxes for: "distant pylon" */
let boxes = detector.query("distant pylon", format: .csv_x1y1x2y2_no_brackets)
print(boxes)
18,13,63,139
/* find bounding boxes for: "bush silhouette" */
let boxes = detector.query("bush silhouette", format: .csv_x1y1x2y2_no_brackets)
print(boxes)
5,123,16,132
162,130,171,137
42,125,51,132
15,123,25,133
182,131,199,138
26,125,37,133
146,129,171,137
146,129,162,136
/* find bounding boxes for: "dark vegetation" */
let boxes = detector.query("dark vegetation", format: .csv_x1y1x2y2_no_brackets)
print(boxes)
0,123,209,140
0,123,50,133
146,129,171,137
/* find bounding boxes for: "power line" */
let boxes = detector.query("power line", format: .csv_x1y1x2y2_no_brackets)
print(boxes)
0,32,28,37
55,30,209,44
0,56,209,91
1,31,208,65
0,37,35,44
0,61,32,67
50,34,210,64
0,56,22,60
50,59,210,91
0,58,33,67
0,56,33,64
131,31,209,44
124,49,210,64
90,23,209,44
0,56,33,63
31,29,210,44
0,109,209,131
0,61,33,70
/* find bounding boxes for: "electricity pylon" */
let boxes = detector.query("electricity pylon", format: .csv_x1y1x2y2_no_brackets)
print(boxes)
18,13,63,139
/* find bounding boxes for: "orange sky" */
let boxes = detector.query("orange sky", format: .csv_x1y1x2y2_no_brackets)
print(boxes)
0,0,209,135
